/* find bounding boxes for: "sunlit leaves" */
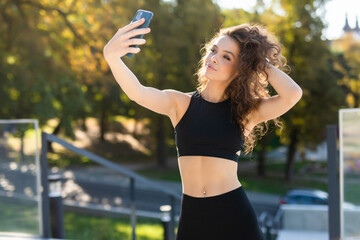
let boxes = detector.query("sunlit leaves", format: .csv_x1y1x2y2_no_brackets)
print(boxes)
8,88,20,101
6,55,17,65
331,33,360,108
221,0,344,160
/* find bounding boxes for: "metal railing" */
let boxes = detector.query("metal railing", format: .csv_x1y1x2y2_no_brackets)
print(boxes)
258,211,276,240
41,131,182,240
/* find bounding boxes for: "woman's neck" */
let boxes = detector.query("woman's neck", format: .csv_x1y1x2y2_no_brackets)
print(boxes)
200,83,229,103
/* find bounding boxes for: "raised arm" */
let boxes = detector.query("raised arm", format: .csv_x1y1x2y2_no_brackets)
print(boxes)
103,18,178,118
251,64,303,124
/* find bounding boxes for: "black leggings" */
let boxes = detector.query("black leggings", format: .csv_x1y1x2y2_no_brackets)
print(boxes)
176,186,265,240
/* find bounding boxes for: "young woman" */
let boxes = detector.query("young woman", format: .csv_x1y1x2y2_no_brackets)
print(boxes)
104,18,302,240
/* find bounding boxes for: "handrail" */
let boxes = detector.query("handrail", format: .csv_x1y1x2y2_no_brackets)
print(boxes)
44,133,181,198
41,131,180,240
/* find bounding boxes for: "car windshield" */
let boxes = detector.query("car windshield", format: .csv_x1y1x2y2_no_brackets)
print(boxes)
290,195,327,204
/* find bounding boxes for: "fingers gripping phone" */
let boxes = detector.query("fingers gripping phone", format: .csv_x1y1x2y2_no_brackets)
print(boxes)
125,9,153,58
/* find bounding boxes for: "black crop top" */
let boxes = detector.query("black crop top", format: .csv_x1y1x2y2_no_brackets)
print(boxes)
174,89,245,162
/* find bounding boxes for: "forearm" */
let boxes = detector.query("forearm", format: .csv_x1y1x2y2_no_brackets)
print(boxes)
266,64,302,100
105,56,143,101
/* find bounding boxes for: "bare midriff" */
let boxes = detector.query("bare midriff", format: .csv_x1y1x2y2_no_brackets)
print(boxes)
178,155,242,198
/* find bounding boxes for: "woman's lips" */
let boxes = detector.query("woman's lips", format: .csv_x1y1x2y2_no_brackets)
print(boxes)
206,65,216,71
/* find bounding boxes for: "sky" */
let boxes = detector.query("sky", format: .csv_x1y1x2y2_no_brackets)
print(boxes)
215,0,360,40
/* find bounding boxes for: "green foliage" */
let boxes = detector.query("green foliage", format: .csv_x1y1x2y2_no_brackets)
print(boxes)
0,0,223,153
269,0,345,149
0,0,86,137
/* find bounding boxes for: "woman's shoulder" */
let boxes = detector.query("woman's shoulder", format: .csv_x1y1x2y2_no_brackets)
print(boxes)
166,89,195,112
165,89,195,101
164,89,195,128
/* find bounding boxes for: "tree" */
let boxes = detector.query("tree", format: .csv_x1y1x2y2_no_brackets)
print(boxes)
331,33,360,108
0,0,85,140
127,0,223,168
221,0,345,181
274,0,345,181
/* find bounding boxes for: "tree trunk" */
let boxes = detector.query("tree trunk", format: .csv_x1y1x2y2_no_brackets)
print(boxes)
48,120,62,153
20,130,25,162
354,93,359,108
285,128,299,182
258,133,270,177
100,106,107,142
156,115,167,170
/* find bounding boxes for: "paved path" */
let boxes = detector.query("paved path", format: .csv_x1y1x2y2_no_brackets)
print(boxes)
52,160,282,218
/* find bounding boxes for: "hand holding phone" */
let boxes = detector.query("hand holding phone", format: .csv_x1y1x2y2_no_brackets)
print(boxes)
103,9,153,61
125,9,154,58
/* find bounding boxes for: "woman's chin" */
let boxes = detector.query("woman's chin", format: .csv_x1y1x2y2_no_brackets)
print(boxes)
204,73,226,82
204,71,214,79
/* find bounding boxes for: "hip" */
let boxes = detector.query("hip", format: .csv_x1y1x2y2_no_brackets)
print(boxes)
176,186,265,240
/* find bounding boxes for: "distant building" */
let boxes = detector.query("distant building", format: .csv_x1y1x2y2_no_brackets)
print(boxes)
330,14,360,52
342,13,360,38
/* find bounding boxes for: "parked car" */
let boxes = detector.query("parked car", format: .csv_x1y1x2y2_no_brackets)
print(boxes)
271,188,360,239
278,188,328,206
272,204,329,240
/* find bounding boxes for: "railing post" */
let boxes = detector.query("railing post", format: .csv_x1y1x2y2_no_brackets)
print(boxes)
160,205,171,240
130,177,136,240
265,219,272,240
41,132,50,238
258,211,274,240
170,195,176,240
48,174,64,239
327,125,340,240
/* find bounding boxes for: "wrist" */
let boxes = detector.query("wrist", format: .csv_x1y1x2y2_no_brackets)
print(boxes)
105,54,122,64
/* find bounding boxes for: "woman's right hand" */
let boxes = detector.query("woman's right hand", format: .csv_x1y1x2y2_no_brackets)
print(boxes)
103,18,151,61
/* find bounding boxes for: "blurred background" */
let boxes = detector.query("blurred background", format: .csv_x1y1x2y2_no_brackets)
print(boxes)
1,0,359,239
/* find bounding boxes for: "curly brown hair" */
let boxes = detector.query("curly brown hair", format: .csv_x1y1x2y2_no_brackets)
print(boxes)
195,23,288,155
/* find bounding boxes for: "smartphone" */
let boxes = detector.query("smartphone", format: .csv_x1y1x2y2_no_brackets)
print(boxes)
125,9,154,58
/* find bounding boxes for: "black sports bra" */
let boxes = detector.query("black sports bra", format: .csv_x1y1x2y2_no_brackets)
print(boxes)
174,89,245,162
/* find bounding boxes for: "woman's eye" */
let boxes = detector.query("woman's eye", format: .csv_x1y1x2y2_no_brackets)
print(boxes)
209,49,230,60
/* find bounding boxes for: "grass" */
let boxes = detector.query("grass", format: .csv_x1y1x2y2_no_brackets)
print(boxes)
0,198,175,240
47,148,155,168
344,181,360,205
237,172,328,195
136,166,182,182
65,212,176,240
0,198,40,235
265,160,327,174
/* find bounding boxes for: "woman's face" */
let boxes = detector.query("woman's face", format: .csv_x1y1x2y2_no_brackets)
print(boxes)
204,35,240,83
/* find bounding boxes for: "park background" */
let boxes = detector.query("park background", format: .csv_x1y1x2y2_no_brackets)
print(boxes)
1,0,359,239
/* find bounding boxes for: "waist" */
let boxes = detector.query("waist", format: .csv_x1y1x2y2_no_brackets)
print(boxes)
178,156,241,197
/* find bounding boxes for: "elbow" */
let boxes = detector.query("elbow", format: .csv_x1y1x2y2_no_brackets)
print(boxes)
127,86,144,103
128,94,139,102
292,87,303,103
297,87,303,99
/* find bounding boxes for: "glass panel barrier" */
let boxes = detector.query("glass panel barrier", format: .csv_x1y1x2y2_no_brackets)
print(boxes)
0,120,42,237
339,109,360,239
